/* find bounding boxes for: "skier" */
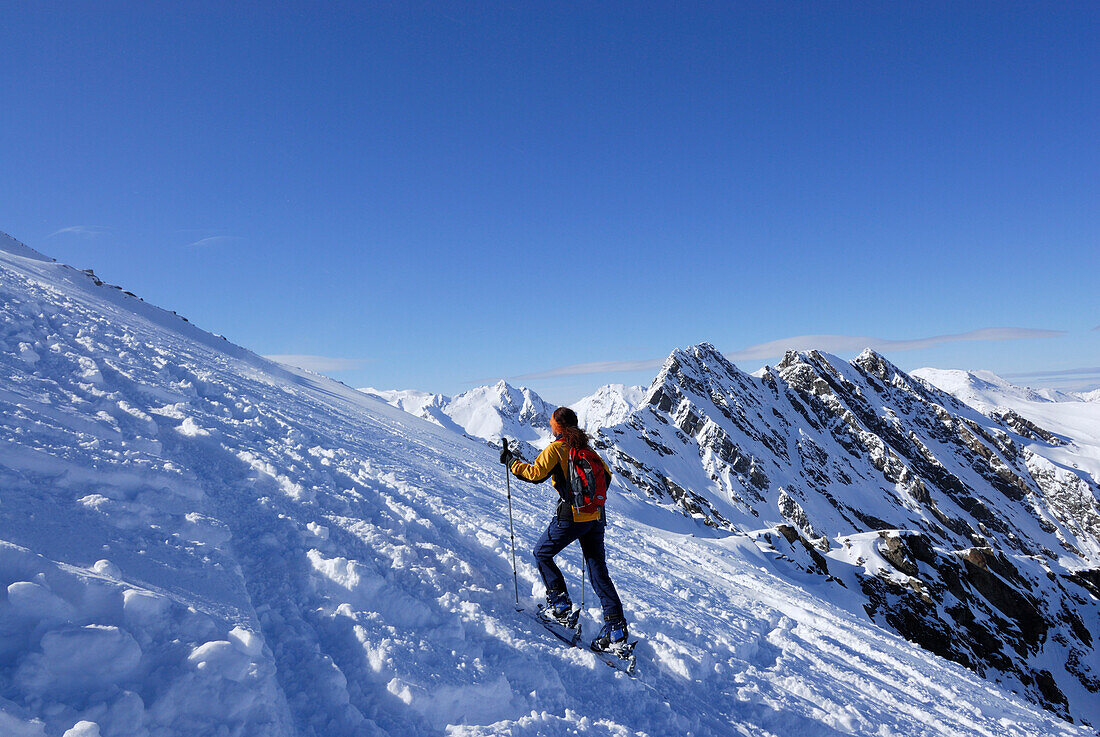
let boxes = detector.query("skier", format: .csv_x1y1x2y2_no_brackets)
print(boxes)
500,406,629,652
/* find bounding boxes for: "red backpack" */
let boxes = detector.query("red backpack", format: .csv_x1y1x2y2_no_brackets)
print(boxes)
564,445,609,514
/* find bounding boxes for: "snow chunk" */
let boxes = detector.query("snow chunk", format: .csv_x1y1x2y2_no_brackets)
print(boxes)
16,625,142,697
62,722,101,737
18,341,39,366
92,559,121,578
227,627,264,657
188,640,254,682
176,417,209,437
386,677,413,705
122,588,170,626
7,581,76,621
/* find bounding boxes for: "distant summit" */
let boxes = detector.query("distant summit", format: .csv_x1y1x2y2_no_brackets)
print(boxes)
572,383,645,431
912,367,1084,409
361,379,556,460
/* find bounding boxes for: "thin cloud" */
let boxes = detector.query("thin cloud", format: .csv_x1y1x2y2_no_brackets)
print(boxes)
264,354,371,372
185,235,242,248
1093,325,1100,331
1004,366,1100,379
1001,367,1100,393
47,225,111,238
725,327,1063,362
509,327,1065,381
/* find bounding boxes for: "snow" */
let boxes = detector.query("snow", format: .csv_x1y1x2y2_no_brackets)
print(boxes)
360,381,556,458
573,384,646,431
0,234,1092,736
362,381,643,452
911,368,1083,408
914,367,1100,489
63,723,101,737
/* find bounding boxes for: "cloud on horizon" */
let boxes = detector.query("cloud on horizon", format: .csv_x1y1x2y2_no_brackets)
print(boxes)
47,225,111,238
508,327,1065,381
263,354,371,372
1002,366,1100,393
725,327,1063,362
1004,366,1100,379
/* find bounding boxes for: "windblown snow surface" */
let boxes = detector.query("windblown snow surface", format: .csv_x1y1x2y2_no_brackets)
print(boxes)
0,234,1087,736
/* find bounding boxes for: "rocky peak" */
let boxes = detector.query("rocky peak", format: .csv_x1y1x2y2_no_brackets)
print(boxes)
650,343,752,404
776,350,839,398
851,347,903,380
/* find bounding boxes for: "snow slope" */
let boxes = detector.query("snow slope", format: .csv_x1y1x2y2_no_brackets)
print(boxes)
913,368,1100,490
0,232,1089,736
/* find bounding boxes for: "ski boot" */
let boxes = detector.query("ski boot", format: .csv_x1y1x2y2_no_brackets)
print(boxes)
590,618,629,654
543,589,575,626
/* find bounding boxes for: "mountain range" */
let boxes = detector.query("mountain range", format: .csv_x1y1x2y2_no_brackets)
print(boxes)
366,345,1100,726
1,230,1096,736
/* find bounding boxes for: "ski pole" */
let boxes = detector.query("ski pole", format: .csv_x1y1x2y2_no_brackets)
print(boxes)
503,438,521,610
578,558,586,638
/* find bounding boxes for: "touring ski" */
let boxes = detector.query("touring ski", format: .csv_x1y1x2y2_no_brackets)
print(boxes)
530,605,638,675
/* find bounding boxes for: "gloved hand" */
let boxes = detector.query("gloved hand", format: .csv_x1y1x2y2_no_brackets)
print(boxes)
500,447,514,466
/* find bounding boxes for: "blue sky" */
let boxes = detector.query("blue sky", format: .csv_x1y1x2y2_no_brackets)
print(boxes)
3,2,1097,404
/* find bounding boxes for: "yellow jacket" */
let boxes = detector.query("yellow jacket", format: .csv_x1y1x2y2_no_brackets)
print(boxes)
510,439,612,523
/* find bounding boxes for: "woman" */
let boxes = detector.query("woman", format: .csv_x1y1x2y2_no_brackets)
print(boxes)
500,406,629,652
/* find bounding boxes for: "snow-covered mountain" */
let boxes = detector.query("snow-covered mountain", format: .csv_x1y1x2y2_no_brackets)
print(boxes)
586,344,1100,723
360,381,555,461
0,231,1095,736
913,368,1100,489
911,368,1086,409
362,381,642,462
354,347,1100,725
573,383,645,431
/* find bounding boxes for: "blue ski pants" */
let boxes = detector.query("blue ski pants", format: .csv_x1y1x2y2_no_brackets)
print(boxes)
533,514,624,623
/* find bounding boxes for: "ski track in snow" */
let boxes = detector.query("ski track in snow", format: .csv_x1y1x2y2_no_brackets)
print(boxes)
0,241,1090,736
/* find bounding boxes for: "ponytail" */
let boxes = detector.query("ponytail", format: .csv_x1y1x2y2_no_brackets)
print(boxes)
552,406,590,450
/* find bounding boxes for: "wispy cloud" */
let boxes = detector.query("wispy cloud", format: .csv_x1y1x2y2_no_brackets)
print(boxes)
508,327,1065,381
725,328,1063,362
263,354,371,372
1002,366,1100,393
47,225,111,238
1004,366,1100,379
185,235,242,248
1093,325,1100,331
